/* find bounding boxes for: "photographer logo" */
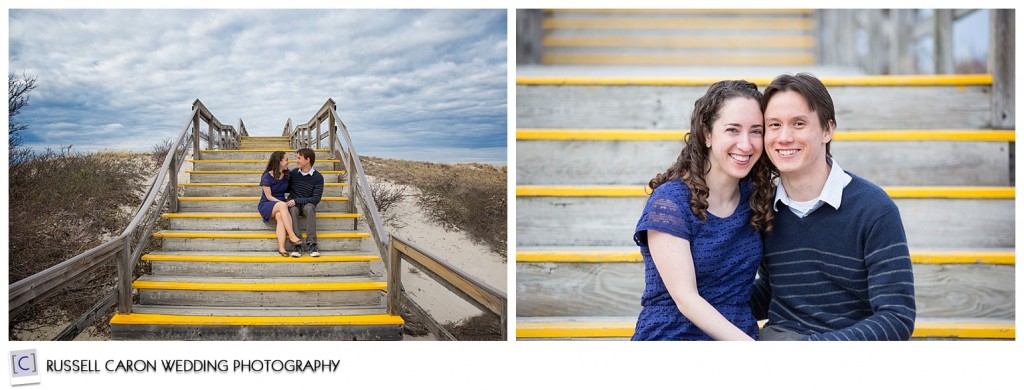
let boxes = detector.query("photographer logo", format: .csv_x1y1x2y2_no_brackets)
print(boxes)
9,349,40,385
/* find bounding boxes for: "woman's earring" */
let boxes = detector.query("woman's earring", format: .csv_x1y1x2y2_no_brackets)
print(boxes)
706,143,710,148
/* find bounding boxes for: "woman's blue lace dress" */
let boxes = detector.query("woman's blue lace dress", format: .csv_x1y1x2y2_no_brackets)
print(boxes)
631,179,761,340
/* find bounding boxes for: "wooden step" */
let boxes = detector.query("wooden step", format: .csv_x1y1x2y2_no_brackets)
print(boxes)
110,307,402,340
181,182,348,197
144,251,380,277
515,188,1013,248
134,276,386,307
187,170,345,183
516,129,1013,186
190,159,342,171
164,212,360,231
515,247,1014,319
197,150,331,160
517,75,993,129
154,230,369,251
514,317,1015,340
178,197,349,212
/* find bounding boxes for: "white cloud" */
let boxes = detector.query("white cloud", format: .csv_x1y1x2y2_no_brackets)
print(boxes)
9,9,507,163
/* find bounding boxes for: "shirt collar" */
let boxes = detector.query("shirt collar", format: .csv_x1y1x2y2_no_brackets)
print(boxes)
298,167,317,176
773,158,852,212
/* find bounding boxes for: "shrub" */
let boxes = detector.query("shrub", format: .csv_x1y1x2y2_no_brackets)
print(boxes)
8,148,152,339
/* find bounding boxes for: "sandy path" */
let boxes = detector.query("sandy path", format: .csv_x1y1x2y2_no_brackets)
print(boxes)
365,177,507,325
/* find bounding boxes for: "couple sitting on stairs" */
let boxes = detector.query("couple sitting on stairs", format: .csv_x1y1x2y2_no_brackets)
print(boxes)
257,148,325,257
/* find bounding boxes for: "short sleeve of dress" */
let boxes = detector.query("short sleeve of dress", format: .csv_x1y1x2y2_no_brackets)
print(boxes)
259,172,273,187
633,180,693,246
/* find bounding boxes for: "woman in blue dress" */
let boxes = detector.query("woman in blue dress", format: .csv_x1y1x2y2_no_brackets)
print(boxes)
632,80,776,340
258,151,303,256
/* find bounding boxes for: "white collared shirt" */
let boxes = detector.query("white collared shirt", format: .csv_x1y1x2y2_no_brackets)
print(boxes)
774,158,853,218
298,167,317,176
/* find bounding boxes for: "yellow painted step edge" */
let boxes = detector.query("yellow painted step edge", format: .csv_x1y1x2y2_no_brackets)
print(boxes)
516,250,1014,265
516,129,1016,142
186,170,346,174
515,322,1014,339
142,254,380,262
110,313,403,326
190,159,342,163
547,9,814,15
162,213,362,219
515,185,1015,199
132,280,386,292
152,231,370,239
517,74,993,86
178,197,348,201
202,149,331,153
181,183,348,187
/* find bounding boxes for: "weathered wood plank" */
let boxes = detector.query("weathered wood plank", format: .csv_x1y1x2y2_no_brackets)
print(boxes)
517,84,991,129
991,9,1015,129
392,236,506,318
516,196,1014,248
139,289,383,307
516,261,1014,320
516,139,1011,186
110,324,402,341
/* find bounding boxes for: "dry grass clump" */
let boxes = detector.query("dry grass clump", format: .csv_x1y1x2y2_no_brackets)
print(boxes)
444,314,503,341
361,156,507,258
8,147,154,339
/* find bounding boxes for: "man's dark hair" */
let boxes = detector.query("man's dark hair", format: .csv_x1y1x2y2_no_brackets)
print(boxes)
297,148,316,167
761,73,837,157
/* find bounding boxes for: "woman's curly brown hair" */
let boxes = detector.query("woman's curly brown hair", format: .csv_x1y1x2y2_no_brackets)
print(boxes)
648,80,777,232
264,151,291,181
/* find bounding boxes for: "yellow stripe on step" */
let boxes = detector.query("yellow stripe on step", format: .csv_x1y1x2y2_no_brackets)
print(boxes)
142,254,380,262
517,321,635,338
516,249,1014,265
516,321,1015,339
516,129,1015,142
542,52,816,67
201,149,331,153
516,185,1014,199
549,9,814,15
186,170,346,174
912,323,1015,339
161,213,361,219
152,231,370,239
542,17,814,30
190,159,341,163
132,280,386,291
180,183,348,187
110,313,403,326
178,197,348,201
543,35,815,49
517,74,993,86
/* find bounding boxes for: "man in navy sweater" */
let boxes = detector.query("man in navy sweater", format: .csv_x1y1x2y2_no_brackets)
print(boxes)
751,73,916,340
287,148,325,257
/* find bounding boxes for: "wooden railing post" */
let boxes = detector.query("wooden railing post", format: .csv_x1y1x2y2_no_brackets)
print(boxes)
116,236,132,313
387,238,401,316
991,9,1015,129
168,150,179,213
206,119,215,150
192,112,201,160
934,9,954,74
347,153,356,214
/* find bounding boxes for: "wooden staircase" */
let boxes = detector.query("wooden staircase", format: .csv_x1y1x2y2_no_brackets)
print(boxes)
516,11,1014,341
538,9,816,66
110,136,404,340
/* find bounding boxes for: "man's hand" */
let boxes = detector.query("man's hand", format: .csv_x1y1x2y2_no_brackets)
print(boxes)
286,200,296,207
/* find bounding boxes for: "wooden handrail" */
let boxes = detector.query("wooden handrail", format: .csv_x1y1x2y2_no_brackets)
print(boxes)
390,235,508,340
8,99,243,340
280,98,509,339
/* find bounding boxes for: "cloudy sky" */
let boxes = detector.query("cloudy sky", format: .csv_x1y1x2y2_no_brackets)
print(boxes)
8,9,507,163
